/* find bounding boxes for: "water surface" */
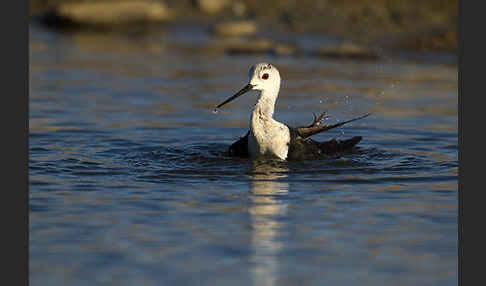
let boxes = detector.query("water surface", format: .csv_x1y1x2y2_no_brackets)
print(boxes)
29,23,458,286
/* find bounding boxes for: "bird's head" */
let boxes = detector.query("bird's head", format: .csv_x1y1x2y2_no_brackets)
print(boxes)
215,62,281,109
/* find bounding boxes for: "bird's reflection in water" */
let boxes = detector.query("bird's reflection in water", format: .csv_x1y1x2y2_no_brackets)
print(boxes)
248,160,289,286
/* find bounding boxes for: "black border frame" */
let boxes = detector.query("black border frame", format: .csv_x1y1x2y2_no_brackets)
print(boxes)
458,1,463,285
459,0,482,285
4,0,28,285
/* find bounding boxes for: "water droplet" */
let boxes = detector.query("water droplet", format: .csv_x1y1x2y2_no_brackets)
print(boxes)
212,108,219,114
319,100,323,104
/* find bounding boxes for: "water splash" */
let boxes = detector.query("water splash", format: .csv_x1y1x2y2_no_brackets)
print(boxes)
338,129,345,138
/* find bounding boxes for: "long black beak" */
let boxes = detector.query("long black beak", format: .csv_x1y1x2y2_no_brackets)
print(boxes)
215,83,254,109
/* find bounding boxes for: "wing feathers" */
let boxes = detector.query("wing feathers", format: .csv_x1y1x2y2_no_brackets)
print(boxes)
296,112,372,139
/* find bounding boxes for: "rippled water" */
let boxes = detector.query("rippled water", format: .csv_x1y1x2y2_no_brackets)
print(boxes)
29,22,458,286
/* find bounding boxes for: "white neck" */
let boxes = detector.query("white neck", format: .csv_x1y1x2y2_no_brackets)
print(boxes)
248,86,290,160
252,88,279,119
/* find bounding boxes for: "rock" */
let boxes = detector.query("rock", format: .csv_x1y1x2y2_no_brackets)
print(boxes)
50,0,173,26
212,20,258,37
221,38,298,56
313,43,379,60
273,42,298,56
224,38,272,54
231,2,247,17
197,0,230,14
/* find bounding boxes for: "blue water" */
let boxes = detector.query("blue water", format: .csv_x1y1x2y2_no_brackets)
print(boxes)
29,23,458,285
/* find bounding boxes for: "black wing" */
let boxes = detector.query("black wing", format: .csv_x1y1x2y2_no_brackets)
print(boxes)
287,128,362,160
227,131,250,158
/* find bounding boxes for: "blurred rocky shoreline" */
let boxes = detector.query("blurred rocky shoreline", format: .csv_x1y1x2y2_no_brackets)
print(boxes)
30,0,457,59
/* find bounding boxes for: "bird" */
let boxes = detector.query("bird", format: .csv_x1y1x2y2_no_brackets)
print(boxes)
214,62,371,160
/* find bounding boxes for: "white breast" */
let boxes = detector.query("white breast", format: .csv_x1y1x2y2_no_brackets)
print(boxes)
248,111,290,160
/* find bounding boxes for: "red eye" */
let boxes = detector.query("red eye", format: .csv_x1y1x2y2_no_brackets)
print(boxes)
262,73,269,80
